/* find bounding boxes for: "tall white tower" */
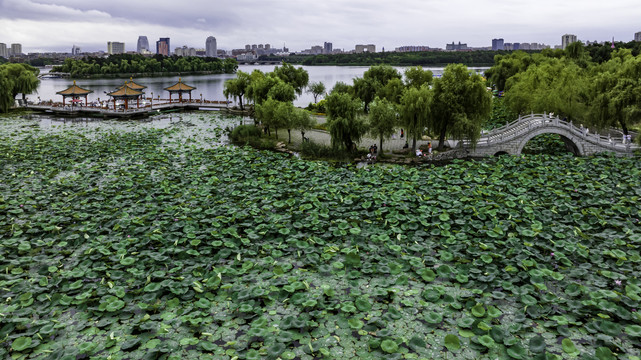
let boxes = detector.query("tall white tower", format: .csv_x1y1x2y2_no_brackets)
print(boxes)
206,36,217,57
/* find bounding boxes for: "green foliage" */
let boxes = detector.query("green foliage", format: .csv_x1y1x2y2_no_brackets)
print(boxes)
223,70,251,110
399,85,432,152
485,97,516,130
353,65,402,112
2,112,641,359
325,92,368,151
273,62,309,95
0,63,40,112
307,81,326,103
330,81,353,95
404,66,434,89
431,64,492,150
368,97,398,152
51,53,236,77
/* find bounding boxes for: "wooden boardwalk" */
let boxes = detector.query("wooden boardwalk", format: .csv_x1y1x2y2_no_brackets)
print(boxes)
26,100,231,118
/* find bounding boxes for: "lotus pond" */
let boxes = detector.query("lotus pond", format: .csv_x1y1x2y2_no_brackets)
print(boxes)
1,112,641,360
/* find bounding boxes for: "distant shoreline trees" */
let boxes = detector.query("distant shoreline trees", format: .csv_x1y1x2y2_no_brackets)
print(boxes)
50,54,237,78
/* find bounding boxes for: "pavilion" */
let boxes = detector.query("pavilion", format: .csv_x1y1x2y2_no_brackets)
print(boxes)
123,77,147,93
56,81,93,106
164,78,196,103
107,82,144,110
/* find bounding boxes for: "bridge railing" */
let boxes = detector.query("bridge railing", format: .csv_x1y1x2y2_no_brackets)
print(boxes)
463,113,638,153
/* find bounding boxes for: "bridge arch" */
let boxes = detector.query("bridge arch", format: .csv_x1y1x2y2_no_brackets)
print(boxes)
515,128,583,156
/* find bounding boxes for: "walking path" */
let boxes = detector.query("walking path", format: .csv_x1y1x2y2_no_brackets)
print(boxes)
277,115,435,154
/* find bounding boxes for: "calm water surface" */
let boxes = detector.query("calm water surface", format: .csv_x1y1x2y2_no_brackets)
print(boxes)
34,65,488,107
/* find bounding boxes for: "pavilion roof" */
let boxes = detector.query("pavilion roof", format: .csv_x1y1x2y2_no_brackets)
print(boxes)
107,84,143,98
164,78,196,92
56,81,93,96
121,78,147,90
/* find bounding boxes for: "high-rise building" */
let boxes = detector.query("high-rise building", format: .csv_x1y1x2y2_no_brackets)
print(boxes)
137,36,150,53
561,34,577,49
0,43,7,58
355,44,375,53
324,42,333,54
635,32,641,42
107,42,125,55
10,43,22,56
206,36,217,57
492,38,504,51
156,38,170,56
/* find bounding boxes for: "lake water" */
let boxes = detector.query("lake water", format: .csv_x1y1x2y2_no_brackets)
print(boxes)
33,65,489,107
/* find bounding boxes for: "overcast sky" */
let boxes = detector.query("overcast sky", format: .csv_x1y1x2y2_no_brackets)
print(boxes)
1,0,640,53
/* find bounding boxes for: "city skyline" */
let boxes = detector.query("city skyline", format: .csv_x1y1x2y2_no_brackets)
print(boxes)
1,0,640,54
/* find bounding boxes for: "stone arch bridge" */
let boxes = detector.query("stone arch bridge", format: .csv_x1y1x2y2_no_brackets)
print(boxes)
462,113,638,157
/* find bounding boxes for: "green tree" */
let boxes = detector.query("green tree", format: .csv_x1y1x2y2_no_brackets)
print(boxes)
273,62,309,95
307,81,326,103
291,108,316,141
325,92,368,151
588,51,641,134
399,85,432,152
330,81,353,95
223,70,251,110
0,63,40,111
404,66,433,89
431,64,492,150
353,65,402,112
368,97,398,153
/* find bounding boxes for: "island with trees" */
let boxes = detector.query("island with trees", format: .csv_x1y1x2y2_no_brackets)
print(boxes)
49,54,238,78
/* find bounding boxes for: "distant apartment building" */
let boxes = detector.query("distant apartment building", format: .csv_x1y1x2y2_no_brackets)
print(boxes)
395,45,431,52
10,43,22,56
0,43,7,58
446,42,468,51
355,44,375,53
561,34,577,49
156,38,170,56
137,36,150,54
324,42,333,54
635,32,641,42
206,36,217,57
492,38,504,50
175,46,197,57
107,42,125,55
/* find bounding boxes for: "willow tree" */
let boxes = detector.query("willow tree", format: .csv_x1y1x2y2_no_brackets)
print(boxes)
368,97,398,153
325,92,367,151
0,63,40,112
273,62,309,95
404,66,433,89
399,85,432,153
223,70,250,110
353,65,402,112
307,81,326,103
431,64,492,151
588,51,641,134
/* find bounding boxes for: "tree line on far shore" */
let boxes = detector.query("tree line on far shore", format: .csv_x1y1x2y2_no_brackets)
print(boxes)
49,54,238,78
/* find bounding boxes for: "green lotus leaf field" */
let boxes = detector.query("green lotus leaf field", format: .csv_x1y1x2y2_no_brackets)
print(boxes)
1,113,640,359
